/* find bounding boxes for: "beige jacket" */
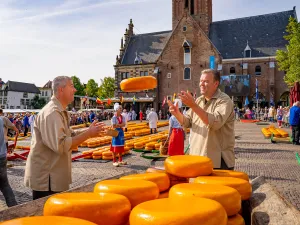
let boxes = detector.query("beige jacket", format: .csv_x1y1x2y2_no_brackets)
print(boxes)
24,96,74,192
183,89,235,168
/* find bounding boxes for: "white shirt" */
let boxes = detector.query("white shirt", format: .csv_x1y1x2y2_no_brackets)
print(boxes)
147,111,158,128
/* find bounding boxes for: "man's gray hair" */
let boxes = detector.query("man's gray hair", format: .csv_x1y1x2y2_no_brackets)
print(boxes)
52,76,72,96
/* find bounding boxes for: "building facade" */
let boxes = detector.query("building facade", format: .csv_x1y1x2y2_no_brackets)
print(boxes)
39,80,53,104
114,0,296,111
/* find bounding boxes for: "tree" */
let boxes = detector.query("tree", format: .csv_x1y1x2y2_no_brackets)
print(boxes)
97,77,116,99
276,17,300,86
31,95,47,109
71,76,85,96
85,79,99,97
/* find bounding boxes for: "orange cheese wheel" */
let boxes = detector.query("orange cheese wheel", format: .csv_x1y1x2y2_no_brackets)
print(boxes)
130,198,227,225
227,214,245,225
103,156,113,160
93,156,102,160
194,177,252,200
44,193,131,225
102,151,112,157
120,76,157,92
211,170,249,181
94,179,159,208
146,167,166,173
120,173,170,192
169,183,241,216
93,151,103,156
165,155,213,178
1,216,97,225
158,191,169,199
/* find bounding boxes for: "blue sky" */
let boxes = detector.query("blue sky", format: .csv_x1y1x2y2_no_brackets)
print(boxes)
0,0,299,87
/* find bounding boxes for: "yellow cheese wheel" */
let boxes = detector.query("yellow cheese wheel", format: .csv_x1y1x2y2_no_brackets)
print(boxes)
120,173,170,192
158,191,169,199
102,151,112,157
93,156,102,160
120,76,157,92
146,167,166,173
169,183,241,216
93,151,103,156
194,176,252,200
227,214,245,225
103,156,113,160
44,193,131,225
165,155,213,178
94,179,159,208
130,198,227,225
1,216,97,225
211,170,249,181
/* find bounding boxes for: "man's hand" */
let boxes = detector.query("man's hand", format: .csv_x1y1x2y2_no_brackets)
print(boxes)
167,100,180,117
178,91,197,109
87,121,106,138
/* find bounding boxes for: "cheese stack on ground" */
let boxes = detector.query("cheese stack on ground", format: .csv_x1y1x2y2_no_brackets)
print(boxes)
227,214,245,225
194,176,252,200
44,193,131,225
94,179,159,208
120,173,170,192
211,170,249,181
130,198,227,225
1,216,97,225
169,183,241,216
165,155,213,178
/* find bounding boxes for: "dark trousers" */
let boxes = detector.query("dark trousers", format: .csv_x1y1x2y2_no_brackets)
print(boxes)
150,128,157,134
214,158,234,170
32,177,59,200
0,157,17,207
24,126,28,136
291,125,300,144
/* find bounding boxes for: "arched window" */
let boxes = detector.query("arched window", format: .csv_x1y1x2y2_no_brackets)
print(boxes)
183,40,192,65
185,0,189,8
190,0,195,15
230,67,235,74
255,65,262,76
184,67,191,80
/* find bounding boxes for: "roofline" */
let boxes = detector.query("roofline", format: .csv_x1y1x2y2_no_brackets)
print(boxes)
293,6,298,21
222,56,276,62
212,9,296,24
114,63,157,67
134,30,172,36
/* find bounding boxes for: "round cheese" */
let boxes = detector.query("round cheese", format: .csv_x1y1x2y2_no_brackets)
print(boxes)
130,198,227,225
169,183,241,216
120,173,170,192
94,179,159,208
120,76,157,92
211,170,249,181
146,167,166,173
194,176,252,200
44,193,131,225
227,214,245,225
1,216,97,225
165,155,213,178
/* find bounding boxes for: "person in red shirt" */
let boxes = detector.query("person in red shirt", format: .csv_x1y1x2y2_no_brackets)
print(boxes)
139,110,143,122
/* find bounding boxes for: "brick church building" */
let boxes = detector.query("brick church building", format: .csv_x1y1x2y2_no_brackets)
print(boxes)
114,0,297,112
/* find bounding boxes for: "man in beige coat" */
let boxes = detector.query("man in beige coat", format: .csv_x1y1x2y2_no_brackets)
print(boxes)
24,76,106,200
168,69,235,169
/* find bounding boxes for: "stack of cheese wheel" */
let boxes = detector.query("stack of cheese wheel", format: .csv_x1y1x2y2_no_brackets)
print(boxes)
227,214,245,225
1,216,97,225
211,170,249,181
130,198,227,225
120,173,170,193
165,155,213,178
44,193,131,225
169,183,241,216
94,179,159,208
102,151,113,160
194,176,252,200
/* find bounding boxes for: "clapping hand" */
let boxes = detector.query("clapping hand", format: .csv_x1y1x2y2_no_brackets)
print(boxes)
88,120,106,137
178,91,197,108
167,100,180,117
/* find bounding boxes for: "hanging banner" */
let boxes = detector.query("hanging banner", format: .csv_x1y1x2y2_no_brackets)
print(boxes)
209,56,215,69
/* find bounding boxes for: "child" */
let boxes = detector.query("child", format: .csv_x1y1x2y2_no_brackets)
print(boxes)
110,103,127,167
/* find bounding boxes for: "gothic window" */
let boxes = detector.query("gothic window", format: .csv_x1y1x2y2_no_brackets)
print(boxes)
230,67,236,74
190,0,195,15
184,67,191,80
184,47,191,65
185,0,189,8
255,66,262,76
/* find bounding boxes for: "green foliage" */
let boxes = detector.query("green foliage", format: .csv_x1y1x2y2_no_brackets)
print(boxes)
97,77,116,99
71,76,85,96
85,79,99,97
31,95,47,109
276,17,300,86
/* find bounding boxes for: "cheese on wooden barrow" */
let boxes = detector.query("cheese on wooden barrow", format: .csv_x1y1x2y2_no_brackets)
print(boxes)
194,176,252,200
43,193,131,225
169,183,241,216
94,179,159,208
1,216,97,225
130,198,227,225
164,155,213,178
120,173,170,192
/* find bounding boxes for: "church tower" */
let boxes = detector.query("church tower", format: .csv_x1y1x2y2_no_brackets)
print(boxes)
172,0,212,34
